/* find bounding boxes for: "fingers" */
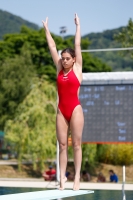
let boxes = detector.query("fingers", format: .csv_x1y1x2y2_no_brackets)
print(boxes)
74,13,80,25
75,13,79,22
75,13,79,19
46,17,48,23
42,17,48,25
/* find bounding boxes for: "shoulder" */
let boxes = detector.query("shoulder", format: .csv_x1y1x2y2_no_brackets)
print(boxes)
57,69,63,78
114,174,118,179
73,63,82,83
74,62,82,70
73,63,82,74
57,59,63,75
113,174,118,181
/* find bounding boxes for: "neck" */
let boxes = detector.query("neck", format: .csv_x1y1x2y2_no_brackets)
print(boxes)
63,67,73,74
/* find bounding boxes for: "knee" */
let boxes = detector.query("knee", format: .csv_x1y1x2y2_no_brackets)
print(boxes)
72,142,81,151
59,143,67,151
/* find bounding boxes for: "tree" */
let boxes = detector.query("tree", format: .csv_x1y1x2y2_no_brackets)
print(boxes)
114,18,133,58
4,76,57,171
82,53,111,72
0,44,35,129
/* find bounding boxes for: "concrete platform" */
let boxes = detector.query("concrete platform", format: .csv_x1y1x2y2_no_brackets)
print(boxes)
0,178,132,190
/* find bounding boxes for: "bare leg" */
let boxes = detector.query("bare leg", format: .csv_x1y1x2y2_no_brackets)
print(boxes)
56,110,69,190
70,105,84,190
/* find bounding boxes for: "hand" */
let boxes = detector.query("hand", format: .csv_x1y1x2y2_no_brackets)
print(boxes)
74,13,80,26
42,17,48,30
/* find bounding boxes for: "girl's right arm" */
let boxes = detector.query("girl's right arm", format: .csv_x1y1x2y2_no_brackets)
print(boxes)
42,17,62,73
74,14,82,68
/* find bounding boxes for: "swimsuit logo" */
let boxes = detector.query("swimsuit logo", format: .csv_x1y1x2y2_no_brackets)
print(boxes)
63,76,69,81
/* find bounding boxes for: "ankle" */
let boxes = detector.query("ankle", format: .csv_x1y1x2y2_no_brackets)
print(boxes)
74,174,80,178
60,176,66,180
74,175,80,179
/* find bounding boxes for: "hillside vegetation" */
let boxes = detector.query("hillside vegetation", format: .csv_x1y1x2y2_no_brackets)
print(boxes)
83,25,133,71
0,9,39,39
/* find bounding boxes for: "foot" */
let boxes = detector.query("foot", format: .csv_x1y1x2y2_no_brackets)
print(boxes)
73,177,80,190
59,177,67,190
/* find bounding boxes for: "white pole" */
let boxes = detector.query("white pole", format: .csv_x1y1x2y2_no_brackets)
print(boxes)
123,165,125,183
122,165,126,200
56,51,62,183
56,140,60,183
81,47,133,53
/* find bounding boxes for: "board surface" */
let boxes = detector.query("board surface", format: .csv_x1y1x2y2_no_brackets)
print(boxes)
0,189,94,200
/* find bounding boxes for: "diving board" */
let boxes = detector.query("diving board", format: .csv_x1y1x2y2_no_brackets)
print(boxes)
0,189,94,200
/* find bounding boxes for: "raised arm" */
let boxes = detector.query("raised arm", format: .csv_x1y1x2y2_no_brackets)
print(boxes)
74,13,82,67
42,18,62,72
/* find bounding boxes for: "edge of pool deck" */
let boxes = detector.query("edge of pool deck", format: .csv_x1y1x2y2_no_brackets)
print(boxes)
0,178,132,191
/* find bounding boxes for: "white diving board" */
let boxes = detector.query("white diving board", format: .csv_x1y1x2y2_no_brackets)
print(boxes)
0,189,94,200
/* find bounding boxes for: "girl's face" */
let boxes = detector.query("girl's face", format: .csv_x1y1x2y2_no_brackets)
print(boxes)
61,52,75,69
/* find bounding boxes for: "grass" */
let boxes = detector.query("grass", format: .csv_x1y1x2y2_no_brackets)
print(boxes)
0,164,42,178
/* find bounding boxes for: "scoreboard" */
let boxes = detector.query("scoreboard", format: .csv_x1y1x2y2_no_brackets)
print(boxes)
80,72,133,143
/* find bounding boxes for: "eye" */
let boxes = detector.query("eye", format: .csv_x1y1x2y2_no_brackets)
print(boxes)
61,57,71,61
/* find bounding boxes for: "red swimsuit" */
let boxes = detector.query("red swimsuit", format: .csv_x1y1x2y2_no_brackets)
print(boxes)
57,69,81,122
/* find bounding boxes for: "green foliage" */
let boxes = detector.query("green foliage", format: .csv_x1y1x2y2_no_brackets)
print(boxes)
4,77,57,171
0,45,35,129
0,27,59,79
97,144,133,165
82,53,111,72
81,144,97,169
0,9,39,40
114,18,133,59
84,24,133,71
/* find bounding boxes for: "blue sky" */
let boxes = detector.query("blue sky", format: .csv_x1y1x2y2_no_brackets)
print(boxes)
0,0,133,36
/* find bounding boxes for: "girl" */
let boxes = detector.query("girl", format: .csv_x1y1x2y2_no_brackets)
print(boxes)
42,13,84,190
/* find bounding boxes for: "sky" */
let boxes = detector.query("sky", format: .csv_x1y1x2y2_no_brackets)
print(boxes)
0,0,133,36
